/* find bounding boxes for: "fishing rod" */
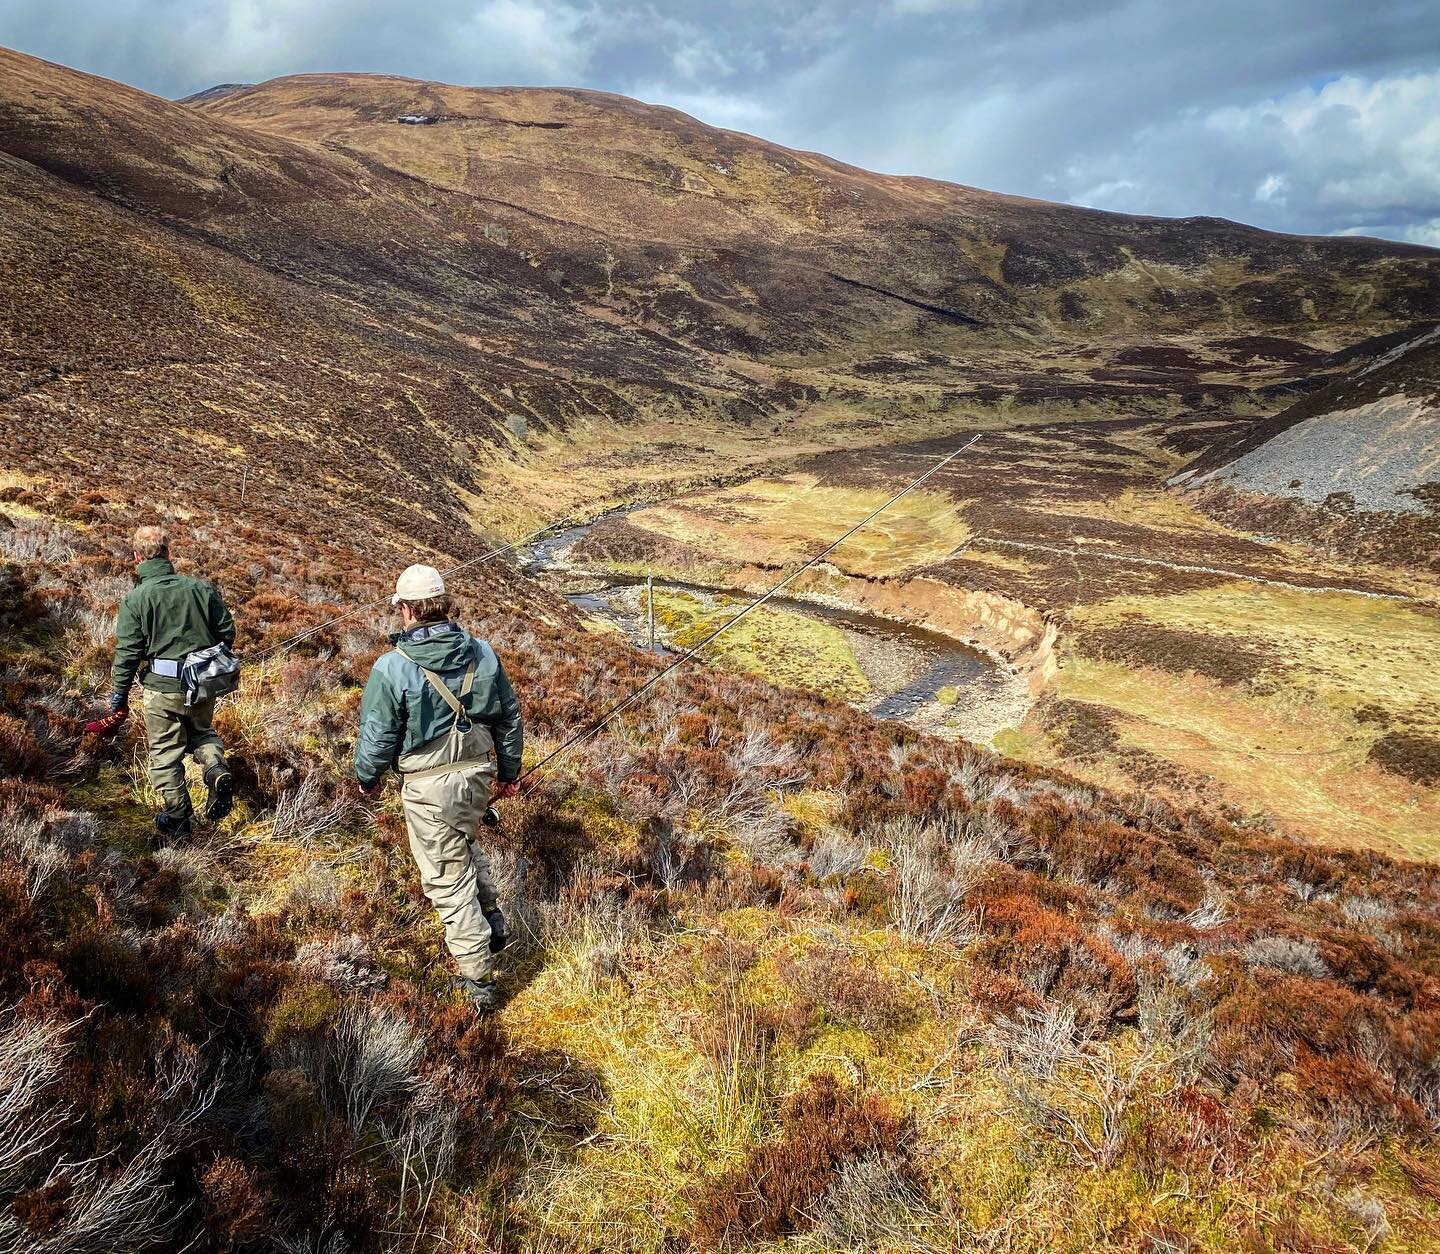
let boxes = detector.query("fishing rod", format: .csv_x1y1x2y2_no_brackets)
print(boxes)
250,516,573,665
512,434,983,792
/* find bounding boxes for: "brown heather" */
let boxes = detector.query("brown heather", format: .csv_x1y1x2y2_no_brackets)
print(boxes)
0,475,1435,1248
1,45,1439,1253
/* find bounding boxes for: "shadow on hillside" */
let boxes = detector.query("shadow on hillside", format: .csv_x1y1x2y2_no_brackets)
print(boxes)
509,1045,611,1154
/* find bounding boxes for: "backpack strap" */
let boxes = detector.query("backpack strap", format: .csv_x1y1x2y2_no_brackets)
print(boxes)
395,646,475,728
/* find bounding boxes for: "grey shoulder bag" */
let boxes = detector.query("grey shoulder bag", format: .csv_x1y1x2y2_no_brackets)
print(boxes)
182,643,241,706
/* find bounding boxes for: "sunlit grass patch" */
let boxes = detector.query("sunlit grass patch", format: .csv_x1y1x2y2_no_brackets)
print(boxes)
627,473,971,577
1055,658,1440,858
1058,486,1242,535
502,940,775,1243
1074,582,1440,725
1049,580,1440,854
500,902,972,1246
781,788,844,836
652,588,870,701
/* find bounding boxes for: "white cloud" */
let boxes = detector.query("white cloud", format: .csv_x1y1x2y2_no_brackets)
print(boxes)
1076,178,1142,207
1203,72,1440,216
1,0,1438,243
633,86,774,130
1401,219,1440,248
453,0,594,82
889,0,984,13
1021,68,1440,238
1255,173,1287,204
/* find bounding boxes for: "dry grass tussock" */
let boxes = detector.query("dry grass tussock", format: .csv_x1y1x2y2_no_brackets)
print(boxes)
2,491,1440,1249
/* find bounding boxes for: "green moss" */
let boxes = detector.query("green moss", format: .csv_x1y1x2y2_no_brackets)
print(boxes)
69,766,159,858
936,685,960,706
266,980,339,1045
651,590,869,701
992,727,1043,761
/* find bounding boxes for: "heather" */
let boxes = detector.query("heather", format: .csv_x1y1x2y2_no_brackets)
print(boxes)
2,486,1439,1251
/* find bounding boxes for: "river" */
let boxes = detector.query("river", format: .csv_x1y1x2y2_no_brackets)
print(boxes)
520,517,1023,742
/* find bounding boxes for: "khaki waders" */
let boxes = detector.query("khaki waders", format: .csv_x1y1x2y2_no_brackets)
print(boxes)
141,688,228,821
396,651,502,982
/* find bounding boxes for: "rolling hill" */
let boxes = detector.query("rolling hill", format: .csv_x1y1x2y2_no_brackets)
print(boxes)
3,45,1440,1252
3,46,1439,553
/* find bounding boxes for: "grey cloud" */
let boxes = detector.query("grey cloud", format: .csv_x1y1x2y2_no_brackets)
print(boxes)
2,0,1438,243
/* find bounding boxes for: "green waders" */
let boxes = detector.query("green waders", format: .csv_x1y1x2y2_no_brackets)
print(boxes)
140,688,228,825
398,724,502,981
393,650,503,983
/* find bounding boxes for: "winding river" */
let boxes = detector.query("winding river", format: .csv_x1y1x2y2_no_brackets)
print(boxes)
521,518,1022,741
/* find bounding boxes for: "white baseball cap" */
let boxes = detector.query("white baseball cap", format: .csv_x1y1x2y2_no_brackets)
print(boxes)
391,564,446,605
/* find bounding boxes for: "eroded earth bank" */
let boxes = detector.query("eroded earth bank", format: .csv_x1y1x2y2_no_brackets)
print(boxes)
522,511,1049,747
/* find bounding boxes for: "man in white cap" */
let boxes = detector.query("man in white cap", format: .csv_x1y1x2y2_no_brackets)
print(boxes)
354,564,523,1012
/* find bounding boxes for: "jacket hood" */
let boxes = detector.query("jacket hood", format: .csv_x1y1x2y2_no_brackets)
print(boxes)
391,622,474,672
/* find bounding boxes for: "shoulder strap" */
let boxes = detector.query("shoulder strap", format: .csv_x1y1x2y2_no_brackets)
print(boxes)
395,646,475,724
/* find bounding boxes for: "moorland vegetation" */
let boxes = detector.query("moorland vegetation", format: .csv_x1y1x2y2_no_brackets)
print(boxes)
2,45,1440,1252
4,478,1440,1250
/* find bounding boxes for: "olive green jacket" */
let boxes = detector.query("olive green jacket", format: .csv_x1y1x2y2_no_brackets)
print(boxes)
354,622,523,786
111,558,236,697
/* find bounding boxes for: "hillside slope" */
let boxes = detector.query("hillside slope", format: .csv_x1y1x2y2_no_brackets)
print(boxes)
198,72,1440,350
5,47,1440,1253
1174,324,1440,571
6,469,1440,1251
2,47,1439,550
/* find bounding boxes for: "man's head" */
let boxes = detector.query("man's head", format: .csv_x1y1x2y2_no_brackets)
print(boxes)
133,524,170,564
392,564,451,627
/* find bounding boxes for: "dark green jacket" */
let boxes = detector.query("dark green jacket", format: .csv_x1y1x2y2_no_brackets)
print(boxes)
353,622,523,787
111,558,236,697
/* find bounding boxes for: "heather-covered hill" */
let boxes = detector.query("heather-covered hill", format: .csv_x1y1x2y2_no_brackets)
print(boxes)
1175,323,1440,572
6,478,1440,1250
3,46,1440,549
0,47,769,550
198,72,1440,349
5,45,1440,1250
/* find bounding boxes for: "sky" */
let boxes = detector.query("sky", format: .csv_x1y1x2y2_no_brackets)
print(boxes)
3,1,1439,245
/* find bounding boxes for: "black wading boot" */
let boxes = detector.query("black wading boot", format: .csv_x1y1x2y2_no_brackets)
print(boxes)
154,808,192,845
452,974,498,1014
203,764,234,823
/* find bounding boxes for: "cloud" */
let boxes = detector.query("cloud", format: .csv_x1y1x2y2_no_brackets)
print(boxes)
633,87,774,130
1065,70,1440,237
1,0,604,93
1400,220,1440,247
1,0,1438,243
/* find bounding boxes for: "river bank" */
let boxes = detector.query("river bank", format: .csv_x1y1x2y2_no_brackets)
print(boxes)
521,520,1034,746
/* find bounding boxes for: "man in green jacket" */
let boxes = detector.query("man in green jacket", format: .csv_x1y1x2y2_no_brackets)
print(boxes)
354,564,523,1012
110,525,236,841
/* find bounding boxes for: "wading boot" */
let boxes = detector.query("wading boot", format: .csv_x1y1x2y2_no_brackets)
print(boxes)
483,904,509,954
154,808,192,845
203,764,234,823
452,974,498,1015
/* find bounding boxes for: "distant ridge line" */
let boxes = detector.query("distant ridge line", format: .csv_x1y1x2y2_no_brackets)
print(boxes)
178,83,253,105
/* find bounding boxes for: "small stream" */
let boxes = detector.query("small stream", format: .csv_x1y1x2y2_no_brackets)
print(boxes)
520,517,1018,738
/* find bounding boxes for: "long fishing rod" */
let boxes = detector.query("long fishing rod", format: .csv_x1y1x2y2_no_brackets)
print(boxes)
513,434,983,790
250,516,572,664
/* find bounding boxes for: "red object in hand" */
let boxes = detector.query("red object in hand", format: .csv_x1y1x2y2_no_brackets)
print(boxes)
492,780,520,801
84,708,129,738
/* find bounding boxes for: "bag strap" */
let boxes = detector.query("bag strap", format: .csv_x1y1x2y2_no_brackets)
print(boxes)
395,646,475,726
